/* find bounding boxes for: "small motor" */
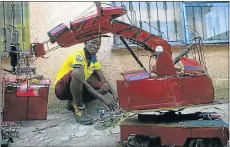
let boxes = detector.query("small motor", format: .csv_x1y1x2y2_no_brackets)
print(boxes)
9,43,19,72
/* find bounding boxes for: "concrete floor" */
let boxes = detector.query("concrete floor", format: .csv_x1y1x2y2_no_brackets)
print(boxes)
8,103,229,147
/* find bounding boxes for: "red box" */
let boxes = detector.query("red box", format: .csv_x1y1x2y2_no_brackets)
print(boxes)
2,76,50,121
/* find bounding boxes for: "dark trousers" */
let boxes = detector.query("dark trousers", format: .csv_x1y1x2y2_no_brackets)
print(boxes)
55,71,105,103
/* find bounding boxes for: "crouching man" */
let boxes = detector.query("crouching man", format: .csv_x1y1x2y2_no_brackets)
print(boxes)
54,37,118,125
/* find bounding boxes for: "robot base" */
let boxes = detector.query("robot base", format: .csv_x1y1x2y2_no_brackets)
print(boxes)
120,113,229,147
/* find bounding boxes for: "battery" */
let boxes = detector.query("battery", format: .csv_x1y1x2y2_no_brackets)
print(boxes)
2,76,50,121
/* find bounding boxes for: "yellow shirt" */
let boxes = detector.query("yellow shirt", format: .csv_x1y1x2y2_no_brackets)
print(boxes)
54,48,101,86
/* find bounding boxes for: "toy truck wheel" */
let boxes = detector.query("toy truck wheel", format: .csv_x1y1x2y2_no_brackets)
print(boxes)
186,138,223,147
188,139,205,147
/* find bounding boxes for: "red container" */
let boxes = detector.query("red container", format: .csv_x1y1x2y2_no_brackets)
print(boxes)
2,76,50,121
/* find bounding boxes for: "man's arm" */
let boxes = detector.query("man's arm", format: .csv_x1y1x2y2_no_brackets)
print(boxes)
95,69,117,98
72,66,117,110
73,65,104,100
94,69,106,82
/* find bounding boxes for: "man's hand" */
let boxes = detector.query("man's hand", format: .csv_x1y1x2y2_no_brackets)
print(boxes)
100,95,118,111
112,92,118,103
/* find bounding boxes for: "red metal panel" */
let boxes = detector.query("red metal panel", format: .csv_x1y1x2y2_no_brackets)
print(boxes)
2,77,50,121
3,89,28,121
176,76,214,105
101,6,125,16
181,57,205,74
34,43,46,57
117,75,214,111
117,77,180,110
27,87,49,120
155,54,177,76
191,127,229,146
55,30,76,47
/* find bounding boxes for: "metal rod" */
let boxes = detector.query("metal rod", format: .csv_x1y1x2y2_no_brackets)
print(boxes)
223,6,228,38
3,2,7,51
126,14,133,25
163,2,169,40
173,2,178,41
11,2,15,32
208,11,212,40
121,2,124,22
138,2,142,28
134,10,137,26
156,2,159,21
200,7,205,40
213,27,215,37
21,2,25,50
119,36,148,72
126,2,132,24
129,2,133,22
215,6,220,40
192,6,196,39
156,2,161,36
146,2,151,33
143,21,162,37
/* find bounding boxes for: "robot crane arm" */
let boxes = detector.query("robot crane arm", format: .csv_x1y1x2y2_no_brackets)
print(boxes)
47,4,172,54
31,3,177,77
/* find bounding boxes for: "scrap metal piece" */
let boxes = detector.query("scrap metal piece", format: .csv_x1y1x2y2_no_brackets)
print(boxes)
32,124,58,132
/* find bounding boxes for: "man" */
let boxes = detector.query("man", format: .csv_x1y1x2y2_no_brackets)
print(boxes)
54,37,118,125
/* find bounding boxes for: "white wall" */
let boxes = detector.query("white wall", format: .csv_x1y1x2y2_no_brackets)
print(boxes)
30,2,95,44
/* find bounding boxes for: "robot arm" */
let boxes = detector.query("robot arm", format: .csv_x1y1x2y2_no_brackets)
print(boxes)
32,3,176,77
47,5,172,54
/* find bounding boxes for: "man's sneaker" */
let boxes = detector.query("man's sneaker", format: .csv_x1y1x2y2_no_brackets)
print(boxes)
78,103,85,110
75,112,93,125
66,102,85,112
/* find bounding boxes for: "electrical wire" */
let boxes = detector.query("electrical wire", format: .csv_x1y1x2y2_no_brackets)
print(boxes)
194,106,227,120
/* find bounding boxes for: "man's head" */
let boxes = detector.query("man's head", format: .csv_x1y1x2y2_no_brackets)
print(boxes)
84,37,101,56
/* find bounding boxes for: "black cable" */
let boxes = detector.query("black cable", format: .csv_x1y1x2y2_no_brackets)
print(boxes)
120,37,148,73
126,13,133,25
186,25,196,41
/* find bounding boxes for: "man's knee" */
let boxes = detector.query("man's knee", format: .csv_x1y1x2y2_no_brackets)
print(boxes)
55,71,73,100
70,69,85,94
71,67,84,81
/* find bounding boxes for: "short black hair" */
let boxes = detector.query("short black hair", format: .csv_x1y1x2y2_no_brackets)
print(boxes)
84,36,101,45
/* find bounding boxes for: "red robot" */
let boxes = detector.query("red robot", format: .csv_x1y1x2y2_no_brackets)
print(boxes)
29,3,229,147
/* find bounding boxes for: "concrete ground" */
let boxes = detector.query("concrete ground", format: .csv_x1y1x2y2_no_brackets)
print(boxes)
8,103,229,147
